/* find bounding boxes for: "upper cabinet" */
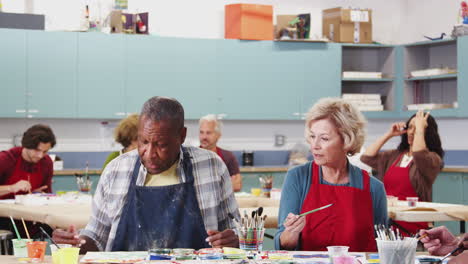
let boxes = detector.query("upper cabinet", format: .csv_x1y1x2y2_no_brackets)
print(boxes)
125,36,219,119
340,44,399,118
27,31,78,118
77,33,126,119
0,29,27,118
403,39,458,117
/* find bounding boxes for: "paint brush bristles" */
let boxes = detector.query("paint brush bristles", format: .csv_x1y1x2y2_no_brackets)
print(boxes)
21,218,30,239
9,216,21,240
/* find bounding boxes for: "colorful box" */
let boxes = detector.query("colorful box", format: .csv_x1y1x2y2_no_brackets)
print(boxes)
322,7,372,43
225,4,273,40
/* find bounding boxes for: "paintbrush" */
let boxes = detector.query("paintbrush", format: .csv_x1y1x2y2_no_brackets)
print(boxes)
417,233,428,241
85,161,90,182
438,244,464,263
228,213,241,230
39,226,61,249
281,203,333,226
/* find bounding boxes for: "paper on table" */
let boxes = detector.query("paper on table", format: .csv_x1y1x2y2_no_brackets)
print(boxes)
80,251,147,263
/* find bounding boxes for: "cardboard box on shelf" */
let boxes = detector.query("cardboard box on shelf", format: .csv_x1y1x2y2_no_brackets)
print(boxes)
225,3,273,40
322,7,372,43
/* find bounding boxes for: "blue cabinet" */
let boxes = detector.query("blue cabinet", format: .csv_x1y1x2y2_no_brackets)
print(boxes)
0,29,27,117
77,33,126,119
26,31,78,118
125,35,219,119
433,172,465,234
458,36,468,116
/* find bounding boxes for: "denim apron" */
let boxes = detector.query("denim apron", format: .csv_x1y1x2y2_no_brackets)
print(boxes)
111,148,210,250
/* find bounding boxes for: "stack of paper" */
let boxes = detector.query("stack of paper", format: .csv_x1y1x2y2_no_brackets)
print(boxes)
342,71,383,79
410,68,456,78
407,103,455,111
343,93,384,111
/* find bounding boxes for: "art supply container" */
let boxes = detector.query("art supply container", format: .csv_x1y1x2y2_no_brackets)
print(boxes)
27,241,47,262
327,246,349,263
59,247,80,264
251,188,262,196
406,197,418,207
259,175,273,198
12,239,32,258
266,250,292,260
76,178,92,193
198,247,223,260
333,255,357,264
50,244,72,264
223,247,246,259
238,227,265,251
148,248,172,260
386,195,398,206
376,237,417,264
173,248,195,260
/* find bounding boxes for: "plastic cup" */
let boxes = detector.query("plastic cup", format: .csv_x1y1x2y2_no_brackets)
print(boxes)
59,247,80,264
12,239,33,257
387,195,398,207
376,237,417,264
250,188,262,196
76,178,92,193
406,197,418,207
333,255,357,264
50,244,72,264
238,227,265,251
27,241,48,262
327,246,349,263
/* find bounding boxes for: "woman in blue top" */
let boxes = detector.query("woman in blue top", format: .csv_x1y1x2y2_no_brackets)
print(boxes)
274,98,387,251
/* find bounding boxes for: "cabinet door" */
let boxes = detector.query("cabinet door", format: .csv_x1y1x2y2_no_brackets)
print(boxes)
216,40,302,120
77,33,125,119
300,43,341,114
125,35,218,119
458,36,468,116
27,31,78,118
0,29,27,117
433,172,463,204
463,174,468,205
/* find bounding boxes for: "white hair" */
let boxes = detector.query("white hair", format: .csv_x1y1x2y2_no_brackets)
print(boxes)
199,114,222,133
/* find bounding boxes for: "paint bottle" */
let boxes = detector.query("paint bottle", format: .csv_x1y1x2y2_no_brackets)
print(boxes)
148,248,172,260
173,248,195,260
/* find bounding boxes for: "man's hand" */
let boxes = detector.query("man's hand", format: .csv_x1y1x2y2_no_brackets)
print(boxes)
420,226,459,256
52,225,85,247
206,229,239,248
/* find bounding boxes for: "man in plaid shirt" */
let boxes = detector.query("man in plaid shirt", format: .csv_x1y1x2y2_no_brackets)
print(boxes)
53,96,240,252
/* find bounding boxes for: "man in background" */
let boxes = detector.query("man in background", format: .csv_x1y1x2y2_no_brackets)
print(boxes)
199,114,242,192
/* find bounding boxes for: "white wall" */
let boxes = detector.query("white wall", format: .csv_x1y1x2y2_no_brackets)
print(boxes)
2,0,404,44
400,0,461,44
0,117,465,152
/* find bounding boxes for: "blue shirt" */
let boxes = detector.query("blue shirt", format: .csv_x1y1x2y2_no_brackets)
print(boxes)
274,161,388,250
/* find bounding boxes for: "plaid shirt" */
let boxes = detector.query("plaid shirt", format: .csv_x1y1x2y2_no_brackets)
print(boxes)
81,146,240,251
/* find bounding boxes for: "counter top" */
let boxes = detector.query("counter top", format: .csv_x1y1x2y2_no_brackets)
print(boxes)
53,166,468,175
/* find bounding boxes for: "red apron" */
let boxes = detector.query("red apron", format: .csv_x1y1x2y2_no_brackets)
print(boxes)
0,153,43,199
300,162,377,252
384,154,428,236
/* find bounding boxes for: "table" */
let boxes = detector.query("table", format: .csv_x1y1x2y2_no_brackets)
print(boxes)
1,199,467,231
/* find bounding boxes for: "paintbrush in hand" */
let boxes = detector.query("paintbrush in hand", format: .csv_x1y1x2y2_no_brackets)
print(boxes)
438,244,464,263
281,203,333,225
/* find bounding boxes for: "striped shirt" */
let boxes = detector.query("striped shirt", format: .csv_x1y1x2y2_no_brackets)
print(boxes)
81,146,240,251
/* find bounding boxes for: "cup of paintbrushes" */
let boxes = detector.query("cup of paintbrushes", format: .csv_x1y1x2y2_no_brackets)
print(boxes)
76,177,92,193
238,227,265,251
376,237,417,264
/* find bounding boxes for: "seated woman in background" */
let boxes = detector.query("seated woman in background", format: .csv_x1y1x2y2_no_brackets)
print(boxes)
275,98,387,252
102,114,139,169
360,110,444,236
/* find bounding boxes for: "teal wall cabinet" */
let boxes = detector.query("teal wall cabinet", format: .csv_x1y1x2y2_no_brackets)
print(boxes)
77,33,126,119
0,29,27,117
26,31,78,118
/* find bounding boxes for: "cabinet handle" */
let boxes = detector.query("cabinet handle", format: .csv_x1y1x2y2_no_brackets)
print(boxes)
115,112,125,116
293,112,300,116
15,109,26,113
28,109,39,113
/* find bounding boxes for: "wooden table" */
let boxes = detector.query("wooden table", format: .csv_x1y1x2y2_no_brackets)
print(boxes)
1,199,467,231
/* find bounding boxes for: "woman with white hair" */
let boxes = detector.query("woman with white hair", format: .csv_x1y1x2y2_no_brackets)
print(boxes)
274,98,387,251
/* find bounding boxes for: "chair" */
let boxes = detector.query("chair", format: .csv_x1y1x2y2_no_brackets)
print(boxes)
0,230,13,255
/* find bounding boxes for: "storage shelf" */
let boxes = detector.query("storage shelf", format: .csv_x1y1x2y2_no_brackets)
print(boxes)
405,38,456,47
405,73,457,81
341,43,395,48
274,39,328,43
342,78,394,82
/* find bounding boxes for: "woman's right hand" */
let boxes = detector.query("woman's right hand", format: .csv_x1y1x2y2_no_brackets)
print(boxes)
283,213,306,234
10,180,31,193
386,122,407,138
